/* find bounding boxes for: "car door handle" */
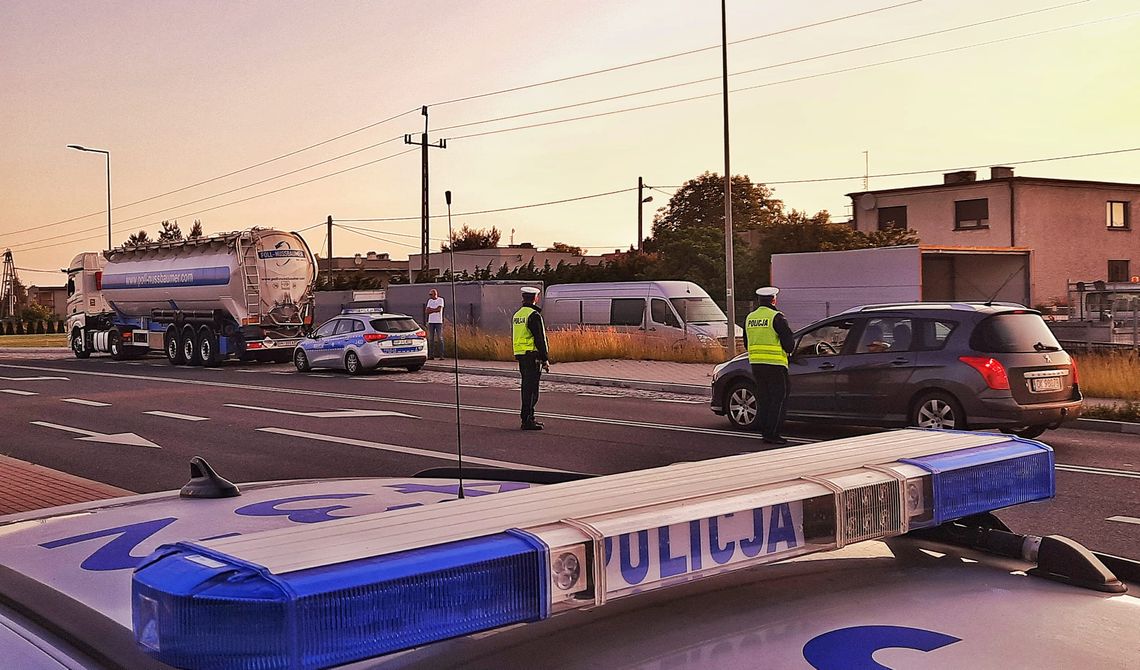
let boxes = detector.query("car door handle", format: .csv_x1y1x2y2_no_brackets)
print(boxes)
648,327,657,332
818,362,835,370
890,358,909,366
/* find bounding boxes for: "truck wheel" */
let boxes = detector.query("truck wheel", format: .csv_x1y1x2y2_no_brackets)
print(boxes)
71,328,90,359
910,391,967,431
165,327,185,365
108,330,126,361
182,325,202,366
198,326,221,367
345,351,364,375
725,379,761,430
293,349,311,372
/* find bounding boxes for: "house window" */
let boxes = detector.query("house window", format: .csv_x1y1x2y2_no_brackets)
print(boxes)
954,199,989,229
1108,260,1130,283
877,206,907,230
1107,201,1129,229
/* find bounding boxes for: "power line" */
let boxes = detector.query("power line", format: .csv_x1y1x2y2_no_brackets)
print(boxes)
431,0,1091,137
11,149,419,253
446,9,1137,142
337,187,637,222
429,0,927,107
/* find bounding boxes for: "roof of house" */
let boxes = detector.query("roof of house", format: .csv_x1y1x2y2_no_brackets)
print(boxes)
847,175,1140,199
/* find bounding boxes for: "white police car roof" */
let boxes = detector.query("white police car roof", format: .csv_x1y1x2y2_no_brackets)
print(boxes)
1,433,1137,670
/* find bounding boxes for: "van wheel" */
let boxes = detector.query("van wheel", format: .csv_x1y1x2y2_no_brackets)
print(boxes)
165,327,185,365
910,391,966,431
725,380,761,430
71,328,90,359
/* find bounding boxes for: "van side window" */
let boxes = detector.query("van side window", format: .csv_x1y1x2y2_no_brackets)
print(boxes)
651,299,680,328
611,298,645,327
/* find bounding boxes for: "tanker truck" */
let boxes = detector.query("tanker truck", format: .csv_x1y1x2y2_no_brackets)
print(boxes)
65,228,317,366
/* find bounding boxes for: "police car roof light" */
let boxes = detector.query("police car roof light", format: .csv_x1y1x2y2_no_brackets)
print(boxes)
130,430,1054,670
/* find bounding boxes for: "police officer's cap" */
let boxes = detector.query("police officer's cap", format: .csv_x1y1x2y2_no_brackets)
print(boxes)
521,286,541,295
756,286,779,297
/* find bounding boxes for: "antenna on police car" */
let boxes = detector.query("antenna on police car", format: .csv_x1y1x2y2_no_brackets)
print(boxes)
445,190,465,499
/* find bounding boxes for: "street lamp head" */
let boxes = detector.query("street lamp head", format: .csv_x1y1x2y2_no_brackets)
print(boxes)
66,144,87,151
67,144,108,154
641,195,654,204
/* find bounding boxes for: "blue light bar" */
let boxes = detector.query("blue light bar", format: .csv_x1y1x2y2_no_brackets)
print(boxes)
901,437,1054,525
133,530,549,670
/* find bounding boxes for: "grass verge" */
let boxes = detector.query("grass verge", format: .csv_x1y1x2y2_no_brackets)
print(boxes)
0,334,68,348
443,326,726,364
1074,352,1140,401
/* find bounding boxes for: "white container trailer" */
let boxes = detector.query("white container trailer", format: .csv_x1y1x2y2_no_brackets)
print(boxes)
771,245,1030,329
66,228,316,365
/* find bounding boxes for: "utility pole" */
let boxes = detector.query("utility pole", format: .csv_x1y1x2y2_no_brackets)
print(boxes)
404,106,446,277
1,250,16,319
863,150,870,190
326,215,334,286
720,0,737,357
637,177,654,252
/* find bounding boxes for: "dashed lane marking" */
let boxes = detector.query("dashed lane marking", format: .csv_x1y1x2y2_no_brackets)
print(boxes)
1106,515,1140,526
143,411,210,422
62,398,111,407
0,389,37,396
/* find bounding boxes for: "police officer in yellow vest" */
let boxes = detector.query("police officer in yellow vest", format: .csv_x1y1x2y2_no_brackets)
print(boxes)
743,286,796,445
513,286,550,431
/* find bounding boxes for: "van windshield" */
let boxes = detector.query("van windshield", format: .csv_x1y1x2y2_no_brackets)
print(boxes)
670,298,726,323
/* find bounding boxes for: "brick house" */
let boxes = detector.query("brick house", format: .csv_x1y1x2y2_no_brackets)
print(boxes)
847,167,1140,306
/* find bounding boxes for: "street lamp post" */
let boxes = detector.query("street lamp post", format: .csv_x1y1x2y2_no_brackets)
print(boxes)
637,176,653,251
720,0,737,357
67,144,111,250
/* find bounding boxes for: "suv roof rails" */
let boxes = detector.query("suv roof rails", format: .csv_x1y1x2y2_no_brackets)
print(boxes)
836,302,1029,315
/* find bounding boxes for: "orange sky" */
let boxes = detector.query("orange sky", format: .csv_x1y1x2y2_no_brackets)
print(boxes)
2,0,1138,284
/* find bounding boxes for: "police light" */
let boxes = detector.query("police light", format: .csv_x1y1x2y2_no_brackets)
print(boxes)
132,430,1054,670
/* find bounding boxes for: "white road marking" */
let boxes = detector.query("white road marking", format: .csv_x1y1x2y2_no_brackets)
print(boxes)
653,398,704,404
307,374,335,378
395,380,430,384
62,398,111,407
144,410,209,422
257,427,555,470
236,369,261,373
224,403,416,420
1055,464,1140,480
0,389,37,396
269,371,293,375
458,383,485,388
203,368,224,372
30,421,161,448
578,392,622,398
0,376,68,381
1106,515,1140,526
126,362,144,366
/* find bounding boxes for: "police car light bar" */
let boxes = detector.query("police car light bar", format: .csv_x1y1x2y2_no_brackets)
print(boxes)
131,430,1053,670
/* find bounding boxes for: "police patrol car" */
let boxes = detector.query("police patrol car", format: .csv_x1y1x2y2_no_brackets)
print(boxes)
1,431,1137,669
293,310,428,374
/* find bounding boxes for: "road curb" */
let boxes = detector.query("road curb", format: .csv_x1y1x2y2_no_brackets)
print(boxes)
422,362,710,397
0,347,71,354
1071,418,1140,435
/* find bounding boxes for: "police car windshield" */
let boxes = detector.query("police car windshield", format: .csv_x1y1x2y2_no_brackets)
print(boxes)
670,297,726,323
371,317,419,333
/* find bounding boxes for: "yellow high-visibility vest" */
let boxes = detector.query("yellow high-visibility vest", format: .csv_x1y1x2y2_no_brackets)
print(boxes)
513,306,537,355
745,306,788,367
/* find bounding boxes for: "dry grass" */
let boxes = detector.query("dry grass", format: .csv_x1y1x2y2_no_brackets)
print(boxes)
0,334,68,347
1073,351,1140,400
442,326,726,364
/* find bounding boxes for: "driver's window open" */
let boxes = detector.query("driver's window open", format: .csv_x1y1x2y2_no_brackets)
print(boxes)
794,322,852,357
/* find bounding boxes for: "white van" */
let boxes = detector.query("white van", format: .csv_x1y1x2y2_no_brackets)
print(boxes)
543,281,742,346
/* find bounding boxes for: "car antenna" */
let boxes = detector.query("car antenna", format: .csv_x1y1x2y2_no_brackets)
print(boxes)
444,190,465,500
983,265,1027,306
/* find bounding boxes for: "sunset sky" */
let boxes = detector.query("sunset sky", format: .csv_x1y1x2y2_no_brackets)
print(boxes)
2,0,1138,284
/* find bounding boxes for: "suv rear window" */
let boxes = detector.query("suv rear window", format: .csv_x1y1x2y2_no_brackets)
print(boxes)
371,318,419,333
970,313,1062,353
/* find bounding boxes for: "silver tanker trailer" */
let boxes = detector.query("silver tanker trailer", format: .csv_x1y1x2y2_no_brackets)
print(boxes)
65,228,316,366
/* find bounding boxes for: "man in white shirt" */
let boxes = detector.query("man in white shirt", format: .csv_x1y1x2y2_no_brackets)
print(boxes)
424,289,445,359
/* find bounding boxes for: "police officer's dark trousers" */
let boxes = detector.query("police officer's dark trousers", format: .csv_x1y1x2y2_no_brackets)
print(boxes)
750,363,789,438
517,352,542,424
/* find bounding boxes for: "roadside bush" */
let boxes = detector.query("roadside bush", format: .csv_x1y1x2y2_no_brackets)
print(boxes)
34,320,45,334
2,321,12,335
15,321,24,335
1083,402,1140,423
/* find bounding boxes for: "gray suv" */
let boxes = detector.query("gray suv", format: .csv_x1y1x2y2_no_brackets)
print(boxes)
710,303,1083,438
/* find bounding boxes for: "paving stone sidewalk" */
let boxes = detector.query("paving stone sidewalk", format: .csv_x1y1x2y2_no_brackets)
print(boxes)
0,454,133,516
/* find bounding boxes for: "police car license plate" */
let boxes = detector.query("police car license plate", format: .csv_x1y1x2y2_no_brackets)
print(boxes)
1031,377,1062,393
390,339,414,347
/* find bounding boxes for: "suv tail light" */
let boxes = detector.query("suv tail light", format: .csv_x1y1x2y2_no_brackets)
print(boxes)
364,333,388,342
959,356,1010,390
1070,358,1079,386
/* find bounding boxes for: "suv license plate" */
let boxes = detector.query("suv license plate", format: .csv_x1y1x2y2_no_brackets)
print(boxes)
1031,377,1062,393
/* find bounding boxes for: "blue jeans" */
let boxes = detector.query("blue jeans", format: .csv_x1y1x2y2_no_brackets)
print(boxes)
428,323,444,358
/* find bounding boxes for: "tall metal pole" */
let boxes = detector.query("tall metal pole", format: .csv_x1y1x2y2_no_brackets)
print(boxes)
405,106,446,278
326,215,334,285
721,0,737,356
638,176,645,252
105,152,112,250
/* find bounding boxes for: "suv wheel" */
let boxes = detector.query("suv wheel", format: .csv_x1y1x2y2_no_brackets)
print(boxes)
1002,425,1048,439
910,391,966,430
725,380,761,430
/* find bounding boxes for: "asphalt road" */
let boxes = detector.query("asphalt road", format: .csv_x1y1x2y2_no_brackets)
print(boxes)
0,354,1137,558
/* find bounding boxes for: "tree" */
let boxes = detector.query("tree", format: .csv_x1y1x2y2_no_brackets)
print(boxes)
442,225,501,252
545,242,584,256
188,220,204,239
20,303,53,323
157,220,183,242
125,230,151,247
